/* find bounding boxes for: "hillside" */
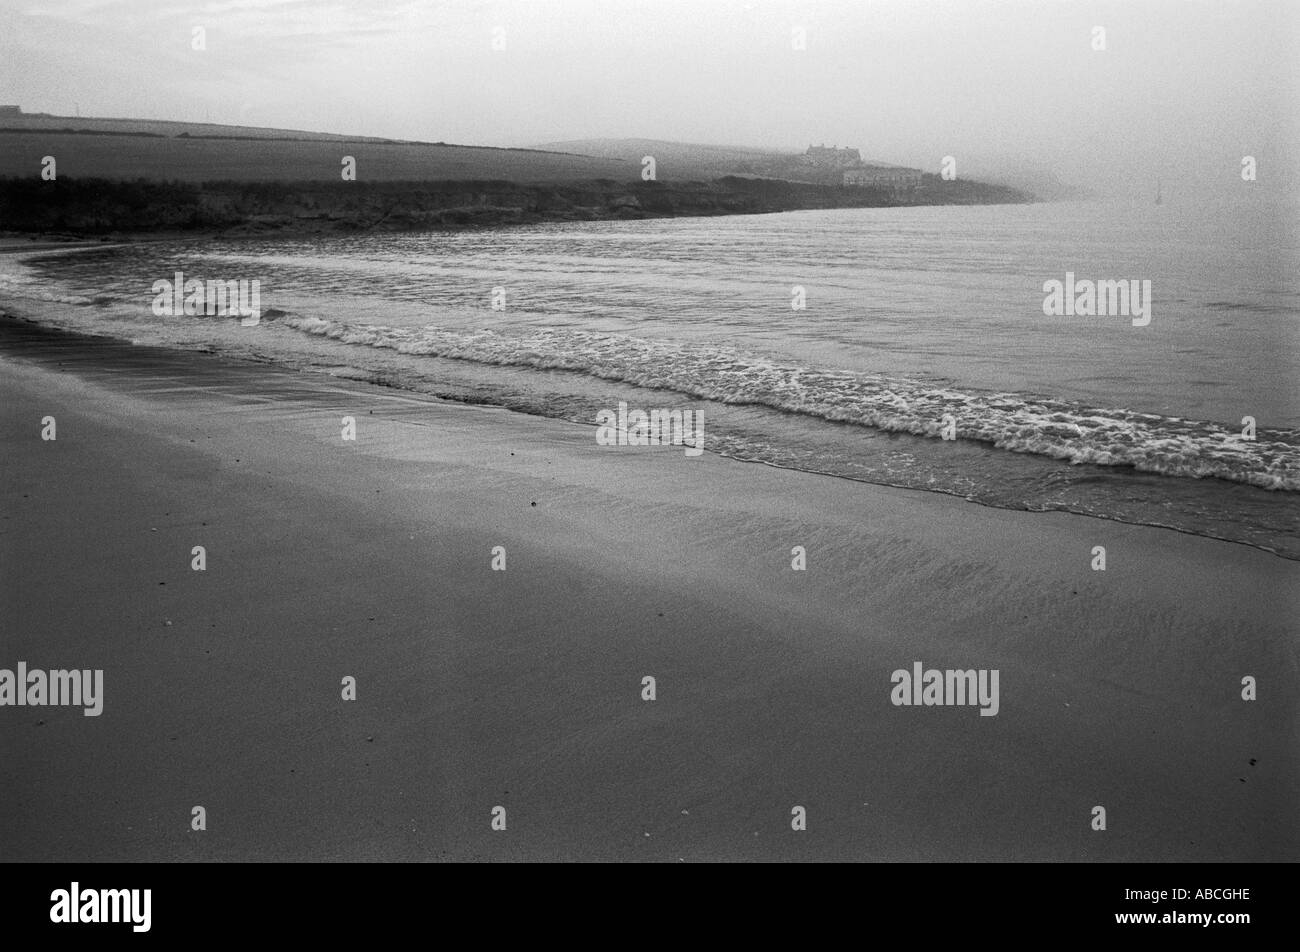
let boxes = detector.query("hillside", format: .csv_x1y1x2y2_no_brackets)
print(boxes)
535,138,927,186
533,138,792,181
0,115,1032,237
538,137,1076,197
0,112,399,142
0,115,635,183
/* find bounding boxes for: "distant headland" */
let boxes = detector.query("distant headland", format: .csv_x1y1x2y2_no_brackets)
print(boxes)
0,110,1032,238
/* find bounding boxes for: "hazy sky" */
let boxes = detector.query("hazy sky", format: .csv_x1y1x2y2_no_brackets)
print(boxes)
2,0,1296,195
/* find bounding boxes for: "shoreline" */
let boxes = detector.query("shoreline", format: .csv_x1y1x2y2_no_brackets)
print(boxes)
0,280,1294,564
1,313,1295,861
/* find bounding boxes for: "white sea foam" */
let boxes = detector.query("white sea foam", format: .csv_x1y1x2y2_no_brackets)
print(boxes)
280,315,1300,491
0,272,94,306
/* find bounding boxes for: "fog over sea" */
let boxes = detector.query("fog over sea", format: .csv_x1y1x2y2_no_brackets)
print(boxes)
9,196,1299,557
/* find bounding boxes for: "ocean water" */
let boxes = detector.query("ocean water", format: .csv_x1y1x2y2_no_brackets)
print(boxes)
6,197,1299,556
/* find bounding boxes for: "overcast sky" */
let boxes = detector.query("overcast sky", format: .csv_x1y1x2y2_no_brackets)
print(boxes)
2,0,1295,195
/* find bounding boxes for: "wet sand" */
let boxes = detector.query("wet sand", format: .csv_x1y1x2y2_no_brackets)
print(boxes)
0,313,1296,861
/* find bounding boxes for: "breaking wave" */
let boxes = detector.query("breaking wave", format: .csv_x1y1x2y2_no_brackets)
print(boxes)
280,315,1300,492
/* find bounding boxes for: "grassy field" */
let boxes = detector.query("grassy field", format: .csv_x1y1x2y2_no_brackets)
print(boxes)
0,130,637,183
0,113,390,141
535,137,792,180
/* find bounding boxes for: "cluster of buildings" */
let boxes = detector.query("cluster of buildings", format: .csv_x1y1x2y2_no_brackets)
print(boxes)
800,144,923,193
799,144,863,169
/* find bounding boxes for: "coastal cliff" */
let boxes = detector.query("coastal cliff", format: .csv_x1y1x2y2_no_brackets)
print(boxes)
0,174,1030,237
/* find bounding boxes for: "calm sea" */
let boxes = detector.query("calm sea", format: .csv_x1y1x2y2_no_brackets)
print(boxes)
7,197,1299,556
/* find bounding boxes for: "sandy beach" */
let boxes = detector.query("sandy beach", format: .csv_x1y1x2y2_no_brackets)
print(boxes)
0,308,1295,862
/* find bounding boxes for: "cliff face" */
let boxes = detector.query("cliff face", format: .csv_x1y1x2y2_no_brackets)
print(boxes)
0,175,1030,236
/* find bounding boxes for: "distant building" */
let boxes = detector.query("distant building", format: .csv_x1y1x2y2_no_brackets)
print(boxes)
843,165,922,193
801,144,862,168
0,105,22,118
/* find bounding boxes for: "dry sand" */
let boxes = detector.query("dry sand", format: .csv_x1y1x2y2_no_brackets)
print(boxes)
0,313,1295,862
